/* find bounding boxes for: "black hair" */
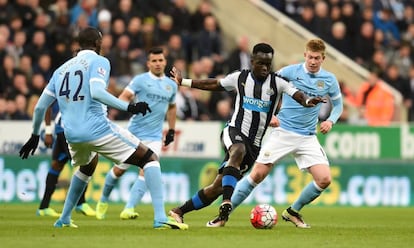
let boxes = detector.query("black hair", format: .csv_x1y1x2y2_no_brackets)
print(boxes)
77,27,102,49
148,46,164,55
252,43,274,55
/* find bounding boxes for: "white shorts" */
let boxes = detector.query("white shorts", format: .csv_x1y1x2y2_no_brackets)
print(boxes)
256,127,329,170
115,140,162,170
69,124,140,167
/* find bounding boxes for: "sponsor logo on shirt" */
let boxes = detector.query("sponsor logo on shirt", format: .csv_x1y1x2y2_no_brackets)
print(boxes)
242,96,271,112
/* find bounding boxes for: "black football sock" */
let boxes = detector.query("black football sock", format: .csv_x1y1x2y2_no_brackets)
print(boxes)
39,171,59,209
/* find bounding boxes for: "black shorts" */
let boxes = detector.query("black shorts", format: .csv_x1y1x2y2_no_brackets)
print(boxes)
218,126,260,177
52,132,71,163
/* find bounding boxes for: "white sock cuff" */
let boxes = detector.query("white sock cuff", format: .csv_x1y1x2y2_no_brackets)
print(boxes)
313,181,324,191
247,175,258,187
138,175,145,181
110,168,119,179
75,170,91,183
143,161,160,170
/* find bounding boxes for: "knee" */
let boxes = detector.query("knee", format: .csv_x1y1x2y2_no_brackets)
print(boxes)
316,175,331,189
113,166,125,177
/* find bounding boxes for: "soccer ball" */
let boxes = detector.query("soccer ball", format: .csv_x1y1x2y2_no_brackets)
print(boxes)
250,204,278,229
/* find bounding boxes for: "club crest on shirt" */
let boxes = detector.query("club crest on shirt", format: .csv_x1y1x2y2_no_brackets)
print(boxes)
165,85,172,91
97,67,106,77
266,88,274,96
316,80,324,89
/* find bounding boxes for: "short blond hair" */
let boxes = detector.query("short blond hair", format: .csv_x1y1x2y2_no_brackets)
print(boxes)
306,39,326,55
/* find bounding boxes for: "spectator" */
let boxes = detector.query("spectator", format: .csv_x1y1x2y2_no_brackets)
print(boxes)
110,18,126,44
225,35,251,73
0,55,17,96
190,0,214,33
19,54,33,81
6,30,27,67
13,0,36,29
168,0,192,61
69,0,98,27
33,53,53,81
354,21,376,66
141,17,157,52
111,0,138,24
355,69,395,126
328,21,354,57
25,30,50,63
0,0,14,25
30,73,46,97
50,38,72,71
12,94,30,120
313,0,332,41
389,42,412,79
97,9,112,35
155,14,174,46
9,71,31,99
383,63,411,106
165,34,186,70
373,7,401,49
107,34,133,90
294,3,315,33
195,15,222,59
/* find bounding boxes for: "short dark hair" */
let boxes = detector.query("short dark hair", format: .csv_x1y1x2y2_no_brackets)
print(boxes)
252,43,274,55
148,46,164,55
77,27,102,48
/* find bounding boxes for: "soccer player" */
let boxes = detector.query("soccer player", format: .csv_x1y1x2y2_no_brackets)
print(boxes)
19,27,187,230
231,38,343,228
37,106,95,217
168,43,325,227
96,46,177,220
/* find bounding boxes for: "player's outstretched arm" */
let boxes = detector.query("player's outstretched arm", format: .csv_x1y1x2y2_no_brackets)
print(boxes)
90,82,151,115
170,67,224,91
292,91,326,107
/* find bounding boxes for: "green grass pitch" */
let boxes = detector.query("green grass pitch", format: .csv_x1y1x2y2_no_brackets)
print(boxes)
1,203,413,248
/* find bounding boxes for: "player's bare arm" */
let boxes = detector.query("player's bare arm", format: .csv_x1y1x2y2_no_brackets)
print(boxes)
170,66,224,91
292,91,326,107
44,106,53,148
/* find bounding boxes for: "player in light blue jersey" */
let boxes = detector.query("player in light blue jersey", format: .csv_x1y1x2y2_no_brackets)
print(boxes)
231,38,343,228
96,47,178,220
19,27,187,230
167,43,325,227
37,105,95,218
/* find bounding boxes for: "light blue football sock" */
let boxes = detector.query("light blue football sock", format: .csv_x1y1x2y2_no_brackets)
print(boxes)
231,175,257,210
100,168,119,202
60,170,89,224
125,175,146,209
143,161,167,223
291,181,323,212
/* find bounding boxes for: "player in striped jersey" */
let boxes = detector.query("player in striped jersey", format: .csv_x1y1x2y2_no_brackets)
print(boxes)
168,43,325,227
231,39,343,228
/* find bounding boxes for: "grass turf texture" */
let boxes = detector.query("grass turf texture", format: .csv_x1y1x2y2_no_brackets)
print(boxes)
1,204,413,248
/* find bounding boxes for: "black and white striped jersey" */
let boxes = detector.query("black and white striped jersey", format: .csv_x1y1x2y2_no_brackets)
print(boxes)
219,70,298,146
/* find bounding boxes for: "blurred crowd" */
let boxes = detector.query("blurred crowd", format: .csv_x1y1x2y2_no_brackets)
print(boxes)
268,0,414,125
1,0,414,126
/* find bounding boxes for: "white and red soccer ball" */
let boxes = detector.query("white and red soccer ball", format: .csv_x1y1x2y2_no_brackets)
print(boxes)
250,204,278,229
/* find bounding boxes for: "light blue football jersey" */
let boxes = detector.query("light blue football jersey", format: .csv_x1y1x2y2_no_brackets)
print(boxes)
43,50,116,142
125,72,177,141
277,63,342,135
